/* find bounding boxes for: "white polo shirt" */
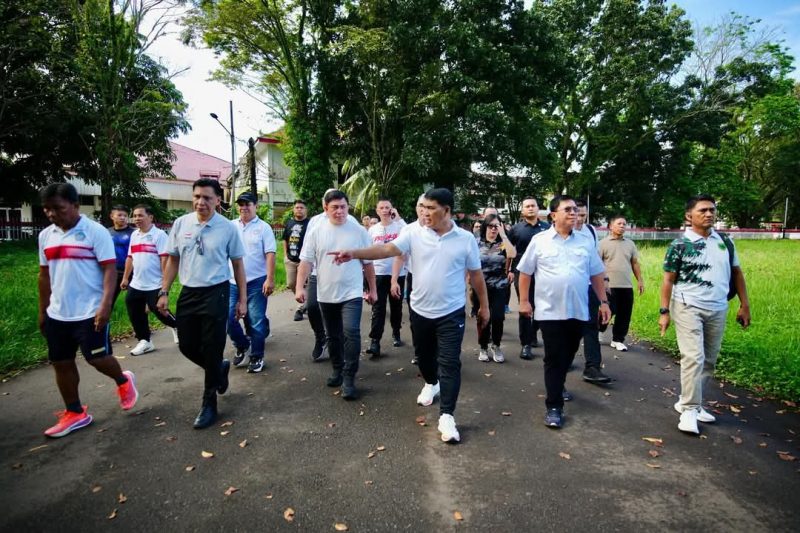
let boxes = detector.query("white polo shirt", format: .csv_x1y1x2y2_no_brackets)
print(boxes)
303,212,360,276
38,215,116,321
128,225,169,291
167,211,245,288
517,227,605,321
664,229,739,312
368,219,406,276
391,220,481,319
397,221,420,274
299,217,372,303
228,216,276,283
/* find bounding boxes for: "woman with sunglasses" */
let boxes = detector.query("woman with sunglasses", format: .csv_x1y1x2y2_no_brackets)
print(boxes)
476,214,516,362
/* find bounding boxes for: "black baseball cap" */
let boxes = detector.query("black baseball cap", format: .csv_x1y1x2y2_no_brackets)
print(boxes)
236,192,258,204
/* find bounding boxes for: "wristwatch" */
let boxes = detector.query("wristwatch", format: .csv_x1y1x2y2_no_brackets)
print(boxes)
158,290,169,298
659,307,670,315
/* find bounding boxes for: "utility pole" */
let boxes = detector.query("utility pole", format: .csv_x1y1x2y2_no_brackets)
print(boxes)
249,137,257,197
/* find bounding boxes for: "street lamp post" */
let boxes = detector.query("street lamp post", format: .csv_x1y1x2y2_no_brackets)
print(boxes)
210,100,236,205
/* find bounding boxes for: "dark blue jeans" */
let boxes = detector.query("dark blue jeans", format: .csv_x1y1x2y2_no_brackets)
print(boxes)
318,297,363,378
409,308,466,416
227,276,270,359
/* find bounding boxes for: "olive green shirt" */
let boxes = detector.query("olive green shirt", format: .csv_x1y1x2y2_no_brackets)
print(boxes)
598,235,639,289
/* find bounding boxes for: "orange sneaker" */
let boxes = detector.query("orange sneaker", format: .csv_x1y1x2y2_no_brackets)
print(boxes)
44,406,93,438
117,370,139,410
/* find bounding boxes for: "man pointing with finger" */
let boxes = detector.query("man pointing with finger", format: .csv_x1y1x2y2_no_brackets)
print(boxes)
329,188,489,444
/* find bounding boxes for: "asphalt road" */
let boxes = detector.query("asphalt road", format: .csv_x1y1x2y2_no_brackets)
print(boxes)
1,291,798,532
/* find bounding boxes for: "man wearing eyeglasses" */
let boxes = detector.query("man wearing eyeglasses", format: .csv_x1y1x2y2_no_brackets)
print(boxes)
517,195,611,429
158,178,247,429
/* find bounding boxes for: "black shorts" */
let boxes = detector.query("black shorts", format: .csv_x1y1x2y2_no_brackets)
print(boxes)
45,316,112,362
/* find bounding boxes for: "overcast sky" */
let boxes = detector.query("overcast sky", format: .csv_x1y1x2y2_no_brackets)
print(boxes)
153,1,800,162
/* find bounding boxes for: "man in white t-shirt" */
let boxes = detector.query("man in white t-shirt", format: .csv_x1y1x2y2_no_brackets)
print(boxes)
37,183,139,438
366,197,406,357
659,194,751,435
120,204,178,356
227,192,276,374
296,190,377,400
330,188,489,444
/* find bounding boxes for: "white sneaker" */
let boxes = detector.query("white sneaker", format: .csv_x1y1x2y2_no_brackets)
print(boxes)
674,401,716,423
478,349,490,362
171,328,179,344
610,341,628,352
438,414,460,443
130,339,155,356
416,382,440,406
678,408,700,434
491,345,505,363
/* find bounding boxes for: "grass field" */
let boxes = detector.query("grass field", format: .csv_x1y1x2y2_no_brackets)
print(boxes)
627,239,800,401
0,239,286,375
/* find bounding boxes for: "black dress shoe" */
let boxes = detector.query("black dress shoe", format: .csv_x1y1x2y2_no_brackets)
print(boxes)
193,389,218,429
582,366,612,384
411,356,418,365
293,310,304,321
367,339,381,358
217,359,231,394
520,345,534,360
327,372,343,387
392,334,404,347
341,376,359,400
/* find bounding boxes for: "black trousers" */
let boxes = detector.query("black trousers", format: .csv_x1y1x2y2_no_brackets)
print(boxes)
582,288,602,369
410,308,466,415
610,288,634,342
478,286,506,348
514,271,539,346
370,275,405,341
176,283,228,390
126,286,177,341
540,319,585,409
306,275,326,343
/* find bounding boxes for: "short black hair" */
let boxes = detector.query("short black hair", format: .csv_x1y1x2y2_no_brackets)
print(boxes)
376,196,392,205
193,177,224,197
549,194,575,213
423,188,454,213
111,204,129,214
521,197,539,206
132,204,154,216
323,189,349,205
40,182,78,205
574,199,586,208
608,213,626,224
685,194,716,212
293,199,306,206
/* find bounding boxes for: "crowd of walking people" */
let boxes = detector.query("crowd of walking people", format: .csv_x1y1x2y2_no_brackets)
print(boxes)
36,180,750,442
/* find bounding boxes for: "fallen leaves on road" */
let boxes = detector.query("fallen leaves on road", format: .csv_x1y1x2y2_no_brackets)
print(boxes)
724,392,739,399
559,452,571,460
376,445,386,452
367,451,376,459
334,523,349,531
265,493,274,500
201,450,214,459
758,442,767,448
501,411,512,416
154,421,167,427
108,509,117,520
415,416,427,426
730,436,743,445
749,470,758,475
488,430,496,436
166,436,177,442
239,439,248,448
641,437,663,447
729,406,742,414
646,463,661,469
92,485,102,493
364,480,373,486
224,486,239,496
453,511,464,521
220,431,230,436
220,421,234,427
484,373,493,378
648,450,661,458
185,465,195,472
777,452,796,461
284,508,295,522
118,493,127,504
28,444,48,453
11,463,22,470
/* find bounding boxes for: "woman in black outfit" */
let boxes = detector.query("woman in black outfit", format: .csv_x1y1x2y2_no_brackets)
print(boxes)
476,214,516,363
